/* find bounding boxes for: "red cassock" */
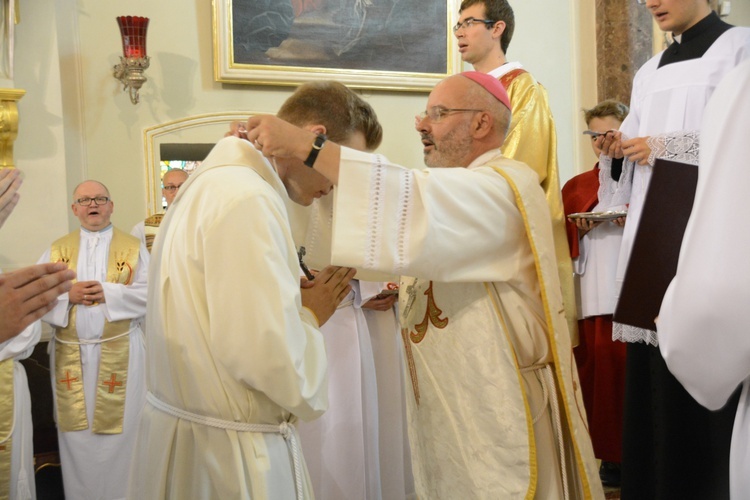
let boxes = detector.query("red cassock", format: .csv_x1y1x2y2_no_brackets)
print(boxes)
562,165,626,463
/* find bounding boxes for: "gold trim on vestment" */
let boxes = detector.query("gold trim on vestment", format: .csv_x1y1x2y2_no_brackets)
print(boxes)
144,213,163,227
51,228,140,434
143,213,163,253
483,283,538,499
400,328,420,405
401,281,450,406
408,281,449,344
0,359,13,500
490,165,596,498
498,72,579,346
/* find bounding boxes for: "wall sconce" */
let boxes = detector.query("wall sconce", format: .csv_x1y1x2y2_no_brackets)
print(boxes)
113,16,150,105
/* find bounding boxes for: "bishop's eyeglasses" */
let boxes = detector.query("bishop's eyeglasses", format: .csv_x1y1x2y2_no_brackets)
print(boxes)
163,185,183,192
75,196,110,206
453,17,497,33
416,107,484,124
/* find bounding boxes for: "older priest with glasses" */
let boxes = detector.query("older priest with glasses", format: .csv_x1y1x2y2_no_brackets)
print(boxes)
131,168,188,252
39,180,148,500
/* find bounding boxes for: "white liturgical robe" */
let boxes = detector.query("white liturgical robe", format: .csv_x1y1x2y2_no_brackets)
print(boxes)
610,26,750,344
0,321,40,500
325,147,603,499
298,281,381,500
128,137,327,500
40,225,148,500
574,166,623,318
292,193,415,499
658,60,750,500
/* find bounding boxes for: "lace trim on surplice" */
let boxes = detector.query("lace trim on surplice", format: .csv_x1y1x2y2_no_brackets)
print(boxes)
646,130,700,166
605,131,701,347
613,322,659,346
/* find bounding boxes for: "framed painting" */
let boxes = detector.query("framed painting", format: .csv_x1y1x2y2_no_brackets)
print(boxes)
213,0,463,92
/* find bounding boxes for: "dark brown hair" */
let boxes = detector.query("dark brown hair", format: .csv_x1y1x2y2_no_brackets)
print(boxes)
459,0,515,54
277,81,383,150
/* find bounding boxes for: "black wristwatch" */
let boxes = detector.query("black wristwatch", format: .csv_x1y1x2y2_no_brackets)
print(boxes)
303,134,327,168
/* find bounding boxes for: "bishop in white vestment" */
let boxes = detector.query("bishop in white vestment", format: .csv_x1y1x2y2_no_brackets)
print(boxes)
245,71,603,499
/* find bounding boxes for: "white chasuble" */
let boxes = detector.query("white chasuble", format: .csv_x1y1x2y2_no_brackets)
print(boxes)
327,148,603,499
128,137,327,500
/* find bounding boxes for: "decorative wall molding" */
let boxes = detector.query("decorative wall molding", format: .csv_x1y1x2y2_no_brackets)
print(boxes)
142,112,258,214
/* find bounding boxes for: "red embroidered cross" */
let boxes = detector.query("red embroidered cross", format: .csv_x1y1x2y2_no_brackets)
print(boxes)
102,373,123,393
59,371,79,390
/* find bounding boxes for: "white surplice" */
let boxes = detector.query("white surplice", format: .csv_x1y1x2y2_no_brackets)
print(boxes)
325,147,602,499
130,220,146,247
298,280,381,500
658,59,750,500
609,27,750,344
574,164,623,318
128,137,327,500
292,194,415,499
40,226,148,500
361,294,415,500
0,321,40,500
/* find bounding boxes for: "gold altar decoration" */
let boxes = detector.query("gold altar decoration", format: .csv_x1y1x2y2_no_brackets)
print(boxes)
0,88,24,169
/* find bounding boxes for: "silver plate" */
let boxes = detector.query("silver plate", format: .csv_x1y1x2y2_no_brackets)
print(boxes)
568,210,627,221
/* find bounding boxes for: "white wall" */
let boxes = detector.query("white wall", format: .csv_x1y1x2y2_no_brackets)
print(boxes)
488,1,582,180
0,0,591,270
725,0,750,26
0,0,70,269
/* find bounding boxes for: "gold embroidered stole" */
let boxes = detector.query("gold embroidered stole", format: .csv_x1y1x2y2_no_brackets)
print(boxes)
0,359,13,500
51,228,140,434
498,71,579,346
488,163,599,498
399,280,449,405
143,213,164,253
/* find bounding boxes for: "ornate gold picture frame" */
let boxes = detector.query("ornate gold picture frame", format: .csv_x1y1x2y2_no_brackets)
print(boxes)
213,0,462,92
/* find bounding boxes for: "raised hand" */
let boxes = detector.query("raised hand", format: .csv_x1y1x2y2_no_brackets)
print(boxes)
0,263,76,342
0,168,22,229
622,136,653,166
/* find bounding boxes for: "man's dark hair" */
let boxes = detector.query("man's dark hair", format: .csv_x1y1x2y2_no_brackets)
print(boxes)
277,81,383,150
459,0,515,54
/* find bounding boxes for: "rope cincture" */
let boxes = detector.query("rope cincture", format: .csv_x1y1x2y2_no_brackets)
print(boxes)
520,363,570,500
53,326,137,345
146,392,305,500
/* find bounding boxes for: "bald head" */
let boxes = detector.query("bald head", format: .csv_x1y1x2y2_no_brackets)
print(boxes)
163,169,188,186
416,75,511,168
162,169,188,207
454,74,511,143
71,180,114,232
73,180,110,200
